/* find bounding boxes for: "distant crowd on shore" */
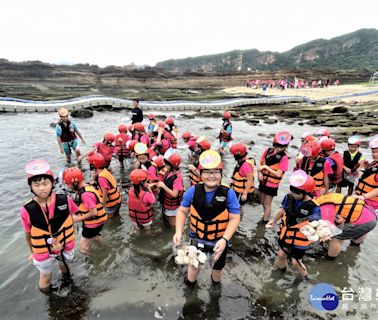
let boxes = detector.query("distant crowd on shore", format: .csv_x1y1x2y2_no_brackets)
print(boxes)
246,78,340,91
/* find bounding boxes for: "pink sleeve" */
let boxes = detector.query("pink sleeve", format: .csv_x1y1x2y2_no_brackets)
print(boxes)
162,139,170,149
260,148,268,164
173,175,184,190
240,162,253,177
20,207,31,233
67,196,79,215
81,192,97,210
141,136,150,145
143,192,156,205
278,155,289,172
94,142,101,148
98,177,111,190
148,166,158,180
323,160,333,176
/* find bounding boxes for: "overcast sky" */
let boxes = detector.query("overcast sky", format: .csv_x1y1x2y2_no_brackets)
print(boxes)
0,0,376,67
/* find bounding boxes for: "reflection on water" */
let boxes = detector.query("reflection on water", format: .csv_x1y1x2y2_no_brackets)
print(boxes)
0,110,377,320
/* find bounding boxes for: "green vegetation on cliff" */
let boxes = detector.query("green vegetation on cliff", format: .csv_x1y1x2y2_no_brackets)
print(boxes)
156,29,378,72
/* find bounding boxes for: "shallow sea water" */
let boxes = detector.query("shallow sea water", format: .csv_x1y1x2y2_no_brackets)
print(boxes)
0,110,376,320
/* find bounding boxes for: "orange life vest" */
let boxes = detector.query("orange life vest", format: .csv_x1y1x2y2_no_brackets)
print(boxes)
115,133,131,157
355,161,378,202
316,193,364,223
278,195,319,248
24,194,75,254
190,184,229,241
261,148,286,185
219,121,232,142
97,168,122,208
128,188,154,226
78,186,107,225
301,156,326,191
327,152,344,185
279,215,311,247
188,160,201,186
159,171,183,210
231,158,255,194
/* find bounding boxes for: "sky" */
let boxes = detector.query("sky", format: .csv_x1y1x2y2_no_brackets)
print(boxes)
0,0,377,67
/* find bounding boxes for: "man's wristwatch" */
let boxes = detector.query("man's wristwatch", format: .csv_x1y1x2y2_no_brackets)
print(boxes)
221,236,229,246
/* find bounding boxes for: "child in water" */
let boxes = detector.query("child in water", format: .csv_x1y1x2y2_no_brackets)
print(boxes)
128,169,156,231
266,170,320,280
20,160,78,293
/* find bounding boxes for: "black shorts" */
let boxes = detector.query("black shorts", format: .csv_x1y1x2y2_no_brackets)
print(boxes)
278,240,306,260
258,184,278,197
82,224,104,239
337,178,355,188
190,238,228,270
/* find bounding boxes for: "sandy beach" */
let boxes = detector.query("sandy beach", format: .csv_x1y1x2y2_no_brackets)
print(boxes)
223,84,378,103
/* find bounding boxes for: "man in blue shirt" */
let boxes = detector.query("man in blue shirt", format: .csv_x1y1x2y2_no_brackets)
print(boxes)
173,150,240,285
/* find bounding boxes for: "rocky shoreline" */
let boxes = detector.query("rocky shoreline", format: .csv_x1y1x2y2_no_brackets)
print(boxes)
183,99,378,145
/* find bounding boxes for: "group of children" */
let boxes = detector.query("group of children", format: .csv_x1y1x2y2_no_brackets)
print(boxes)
22,107,378,292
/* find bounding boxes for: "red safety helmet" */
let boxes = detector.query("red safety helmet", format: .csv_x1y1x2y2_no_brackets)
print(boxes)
230,143,248,156
158,121,166,128
223,111,231,120
104,133,115,143
126,140,138,151
87,152,105,169
129,169,148,185
187,139,197,150
165,117,174,125
166,153,181,167
25,160,54,184
182,131,191,139
289,170,315,193
369,135,378,149
321,138,336,151
118,124,128,133
317,128,331,137
133,122,145,132
148,113,156,120
198,139,211,151
273,131,292,146
63,167,84,185
152,155,165,168
308,141,321,158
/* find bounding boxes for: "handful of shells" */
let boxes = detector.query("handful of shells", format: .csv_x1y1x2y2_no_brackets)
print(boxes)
300,219,337,242
174,245,207,269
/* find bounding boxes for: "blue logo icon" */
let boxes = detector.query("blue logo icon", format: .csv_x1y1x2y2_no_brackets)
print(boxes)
309,283,339,311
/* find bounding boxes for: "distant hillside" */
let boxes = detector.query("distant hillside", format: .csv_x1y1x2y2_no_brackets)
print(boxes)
156,29,378,72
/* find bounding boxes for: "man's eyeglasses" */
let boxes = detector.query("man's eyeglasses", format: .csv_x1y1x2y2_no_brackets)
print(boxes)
202,170,222,177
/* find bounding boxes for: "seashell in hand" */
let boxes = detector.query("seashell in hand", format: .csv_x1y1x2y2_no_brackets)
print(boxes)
187,246,198,253
197,251,207,264
308,234,319,242
176,249,185,257
175,256,185,265
309,221,320,228
319,220,329,227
